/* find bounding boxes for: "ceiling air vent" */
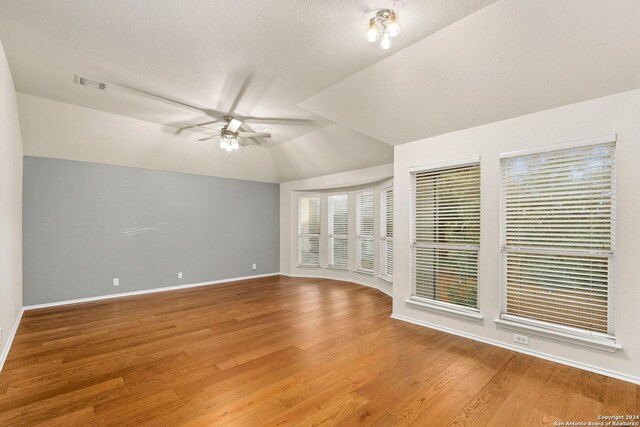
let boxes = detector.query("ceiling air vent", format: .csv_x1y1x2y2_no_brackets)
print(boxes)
73,74,107,90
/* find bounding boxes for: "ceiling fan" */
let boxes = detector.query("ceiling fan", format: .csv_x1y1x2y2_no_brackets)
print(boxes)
86,73,329,150
191,115,272,151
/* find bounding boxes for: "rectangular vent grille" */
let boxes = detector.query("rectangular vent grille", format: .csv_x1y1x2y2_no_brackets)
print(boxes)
74,74,107,90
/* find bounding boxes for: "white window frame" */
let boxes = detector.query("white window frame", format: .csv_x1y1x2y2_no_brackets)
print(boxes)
408,158,483,321
327,193,349,270
497,135,618,350
297,193,321,268
379,185,393,283
355,189,375,275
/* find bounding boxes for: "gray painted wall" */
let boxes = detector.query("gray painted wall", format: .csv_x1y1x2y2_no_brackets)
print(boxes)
23,156,279,305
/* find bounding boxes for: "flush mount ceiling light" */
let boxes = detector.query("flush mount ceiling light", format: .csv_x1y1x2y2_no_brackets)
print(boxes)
367,9,399,50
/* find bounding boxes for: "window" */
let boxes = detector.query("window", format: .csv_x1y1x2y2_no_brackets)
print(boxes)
500,140,615,340
328,194,349,269
411,161,481,311
356,190,375,274
298,194,320,267
380,186,393,281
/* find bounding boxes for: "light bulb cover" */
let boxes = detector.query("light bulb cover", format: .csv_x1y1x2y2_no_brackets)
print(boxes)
388,12,398,37
380,30,391,50
367,18,377,42
220,133,240,151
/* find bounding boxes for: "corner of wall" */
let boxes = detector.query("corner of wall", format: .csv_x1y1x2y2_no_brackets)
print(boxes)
0,38,24,372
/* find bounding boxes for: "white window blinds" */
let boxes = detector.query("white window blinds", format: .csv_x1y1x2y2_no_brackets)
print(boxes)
381,187,393,280
356,190,375,273
500,141,615,337
298,194,320,267
328,194,349,269
411,162,481,310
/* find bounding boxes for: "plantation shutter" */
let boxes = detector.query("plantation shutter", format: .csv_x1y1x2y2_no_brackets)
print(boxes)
298,194,320,267
500,141,615,337
381,187,393,279
328,194,349,269
356,190,375,273
411,162,481,310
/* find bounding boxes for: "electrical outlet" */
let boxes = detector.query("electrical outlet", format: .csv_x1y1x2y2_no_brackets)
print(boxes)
252,264,257,270
113,278,119,287
178,272,183,279
514,334,529,345
0,328,3,344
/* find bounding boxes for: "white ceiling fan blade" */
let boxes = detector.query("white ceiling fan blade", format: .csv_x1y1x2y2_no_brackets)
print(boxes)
226,118,242,133
242,115,328,126
238,132,271,138
105,80,226,118
197,135,217,142
181,119,220,130
187,123,222,133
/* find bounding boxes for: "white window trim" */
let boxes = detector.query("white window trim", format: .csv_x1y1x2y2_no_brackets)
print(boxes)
327,193,349,270
499,134,616,159
406,296,484,322
379,185,393,283
353,268,375,276
297,193,321,268
409,158,482,318
409,157,480,174
379,274,393,284
498,136,618,346
494,317,620,352
355,189,375,275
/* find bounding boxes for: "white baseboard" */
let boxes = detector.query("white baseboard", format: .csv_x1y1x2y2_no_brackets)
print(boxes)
281,272,393,298
23,272,282,311
0,308,24,373
390,313,640,386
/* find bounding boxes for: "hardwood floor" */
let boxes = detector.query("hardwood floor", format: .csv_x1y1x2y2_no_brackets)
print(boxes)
0,275,637,426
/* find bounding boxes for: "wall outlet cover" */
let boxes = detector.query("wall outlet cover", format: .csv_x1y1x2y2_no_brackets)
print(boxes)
113,278,119,287
514,334,529,345
252,264,257,270
178,272,183,279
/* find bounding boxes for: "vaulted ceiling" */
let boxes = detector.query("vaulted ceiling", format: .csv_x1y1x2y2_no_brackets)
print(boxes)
1,0,639,182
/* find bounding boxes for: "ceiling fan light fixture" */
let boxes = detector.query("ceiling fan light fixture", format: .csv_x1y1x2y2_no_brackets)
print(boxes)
366,9,399,49
220,132,239,151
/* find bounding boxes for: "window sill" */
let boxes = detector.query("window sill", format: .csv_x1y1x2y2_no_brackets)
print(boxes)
494,318,621,353
378,275,393,284
353,269,374,277
296,265,321,269
405,297,483,322
327,265,349,272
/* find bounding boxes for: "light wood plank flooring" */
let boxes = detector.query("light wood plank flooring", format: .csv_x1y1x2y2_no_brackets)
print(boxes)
0,275,637,426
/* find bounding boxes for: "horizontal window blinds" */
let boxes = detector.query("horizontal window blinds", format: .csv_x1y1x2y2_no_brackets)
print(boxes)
412,163,480,309
501,141,615,336
356,190,374,272
298,194,321,267
328,194,348,268
381,187,393,279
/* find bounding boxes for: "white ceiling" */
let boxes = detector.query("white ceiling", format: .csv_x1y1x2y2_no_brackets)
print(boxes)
0,0,493,144
1,0,639,181
301,0,640,145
